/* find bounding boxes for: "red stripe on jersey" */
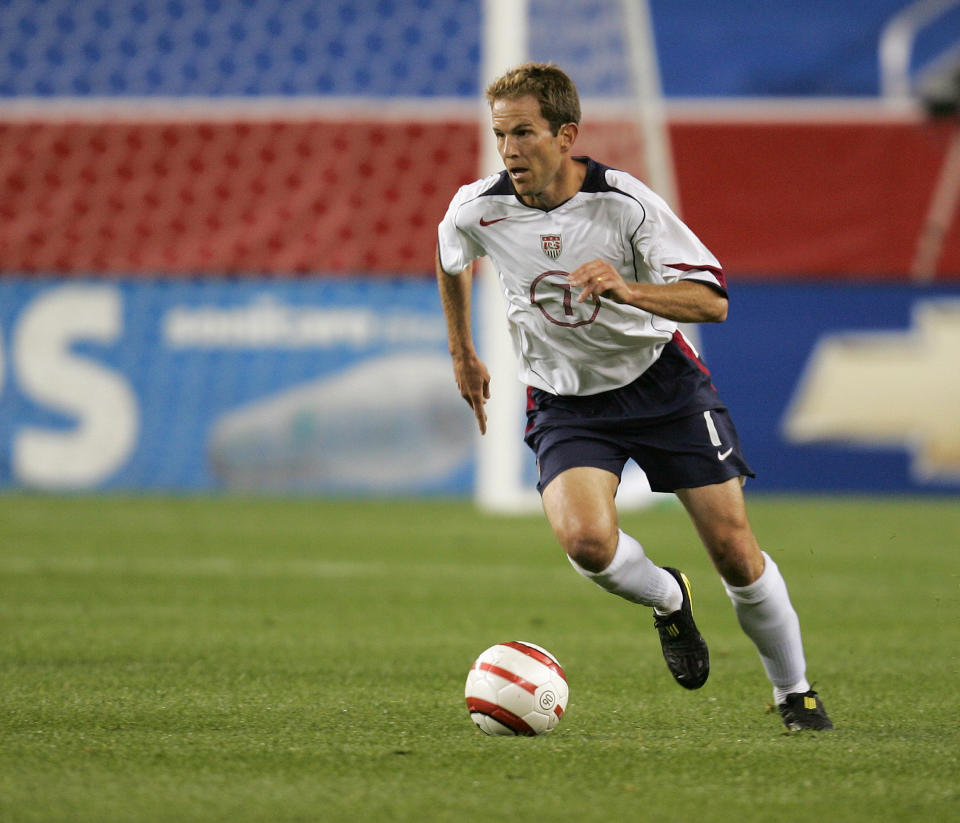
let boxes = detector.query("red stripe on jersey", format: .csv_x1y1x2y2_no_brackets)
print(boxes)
665,262,727,290
502,641,567,681
478,662,538,694
671,330,711,377
466,697,537,736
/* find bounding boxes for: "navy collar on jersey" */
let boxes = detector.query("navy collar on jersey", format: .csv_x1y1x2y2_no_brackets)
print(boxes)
481,156,617,211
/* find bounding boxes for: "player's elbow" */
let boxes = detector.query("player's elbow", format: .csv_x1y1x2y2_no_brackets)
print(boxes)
715,297,728,322
702,294,728,323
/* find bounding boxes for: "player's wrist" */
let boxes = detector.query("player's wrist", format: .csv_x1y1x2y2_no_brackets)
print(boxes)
624,283,649,309
450,347,480,363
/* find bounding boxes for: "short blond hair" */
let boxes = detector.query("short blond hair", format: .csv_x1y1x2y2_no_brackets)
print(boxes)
485,62,581,135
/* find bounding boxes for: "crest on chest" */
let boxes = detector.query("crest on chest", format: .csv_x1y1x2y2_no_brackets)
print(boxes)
540,233,562,260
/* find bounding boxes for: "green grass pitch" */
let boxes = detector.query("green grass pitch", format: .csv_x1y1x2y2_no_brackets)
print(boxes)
1,494,958,822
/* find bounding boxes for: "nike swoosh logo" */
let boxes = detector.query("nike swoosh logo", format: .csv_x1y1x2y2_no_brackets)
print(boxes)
479,216,510,226
717,447,733,461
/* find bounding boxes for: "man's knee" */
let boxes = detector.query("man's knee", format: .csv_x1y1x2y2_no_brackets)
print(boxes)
556,519,618,573
541,466,621,573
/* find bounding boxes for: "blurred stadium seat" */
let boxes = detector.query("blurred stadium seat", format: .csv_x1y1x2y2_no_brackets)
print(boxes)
0,0,481,96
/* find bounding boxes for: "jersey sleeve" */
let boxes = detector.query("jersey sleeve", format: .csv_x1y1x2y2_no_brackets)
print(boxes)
633,195,726,295
437,187,485,275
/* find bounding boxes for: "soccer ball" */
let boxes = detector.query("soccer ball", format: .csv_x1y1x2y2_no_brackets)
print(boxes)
464,641,569,736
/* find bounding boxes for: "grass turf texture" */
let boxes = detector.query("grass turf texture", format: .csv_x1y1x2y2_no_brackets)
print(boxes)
1,495,957,823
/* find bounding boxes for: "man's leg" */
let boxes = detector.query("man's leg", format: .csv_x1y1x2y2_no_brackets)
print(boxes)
674,477,763,585
542,466,709,689
541,466,678,605
676,479,832,728
675,478,807,697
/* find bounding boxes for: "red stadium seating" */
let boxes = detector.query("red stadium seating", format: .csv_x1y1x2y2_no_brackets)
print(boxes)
0,116,957,278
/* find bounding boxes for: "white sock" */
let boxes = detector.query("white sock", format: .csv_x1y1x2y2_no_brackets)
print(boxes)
568,529,682,612
722,551,810,703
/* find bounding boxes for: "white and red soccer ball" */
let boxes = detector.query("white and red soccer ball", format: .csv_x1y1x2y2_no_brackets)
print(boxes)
464,641,569,736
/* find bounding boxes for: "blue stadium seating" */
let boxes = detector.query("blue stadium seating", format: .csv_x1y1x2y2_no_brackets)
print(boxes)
0,0,482,96
1,0,957,98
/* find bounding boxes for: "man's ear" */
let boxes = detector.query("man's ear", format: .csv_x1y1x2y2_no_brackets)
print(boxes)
557,122,579,154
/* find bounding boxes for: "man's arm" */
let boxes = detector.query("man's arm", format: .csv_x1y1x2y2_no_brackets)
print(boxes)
436,249,491,434
568,259,728,323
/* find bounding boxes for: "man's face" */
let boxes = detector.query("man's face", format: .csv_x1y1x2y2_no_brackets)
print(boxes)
490,95,567,205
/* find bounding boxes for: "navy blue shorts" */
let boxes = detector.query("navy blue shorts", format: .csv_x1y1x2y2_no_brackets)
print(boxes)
524,339,755,494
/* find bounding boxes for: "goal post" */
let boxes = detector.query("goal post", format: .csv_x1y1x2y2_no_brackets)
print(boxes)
475,0,680,513
475,0,537,513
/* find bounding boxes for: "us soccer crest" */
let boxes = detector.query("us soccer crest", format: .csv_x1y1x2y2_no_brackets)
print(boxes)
540,233,562,260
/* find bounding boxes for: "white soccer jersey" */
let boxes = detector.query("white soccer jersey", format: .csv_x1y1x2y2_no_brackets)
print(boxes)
437,157,726,396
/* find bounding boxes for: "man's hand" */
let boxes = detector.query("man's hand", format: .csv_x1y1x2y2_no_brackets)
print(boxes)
453,353,491,435
568,258,728,323
567,259,632,304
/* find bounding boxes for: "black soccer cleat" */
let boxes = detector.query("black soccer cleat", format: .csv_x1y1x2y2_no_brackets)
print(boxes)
778,689,834,731
653,567,709,690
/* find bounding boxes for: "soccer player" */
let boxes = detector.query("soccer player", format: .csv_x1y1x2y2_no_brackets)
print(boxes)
435,62,833,732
